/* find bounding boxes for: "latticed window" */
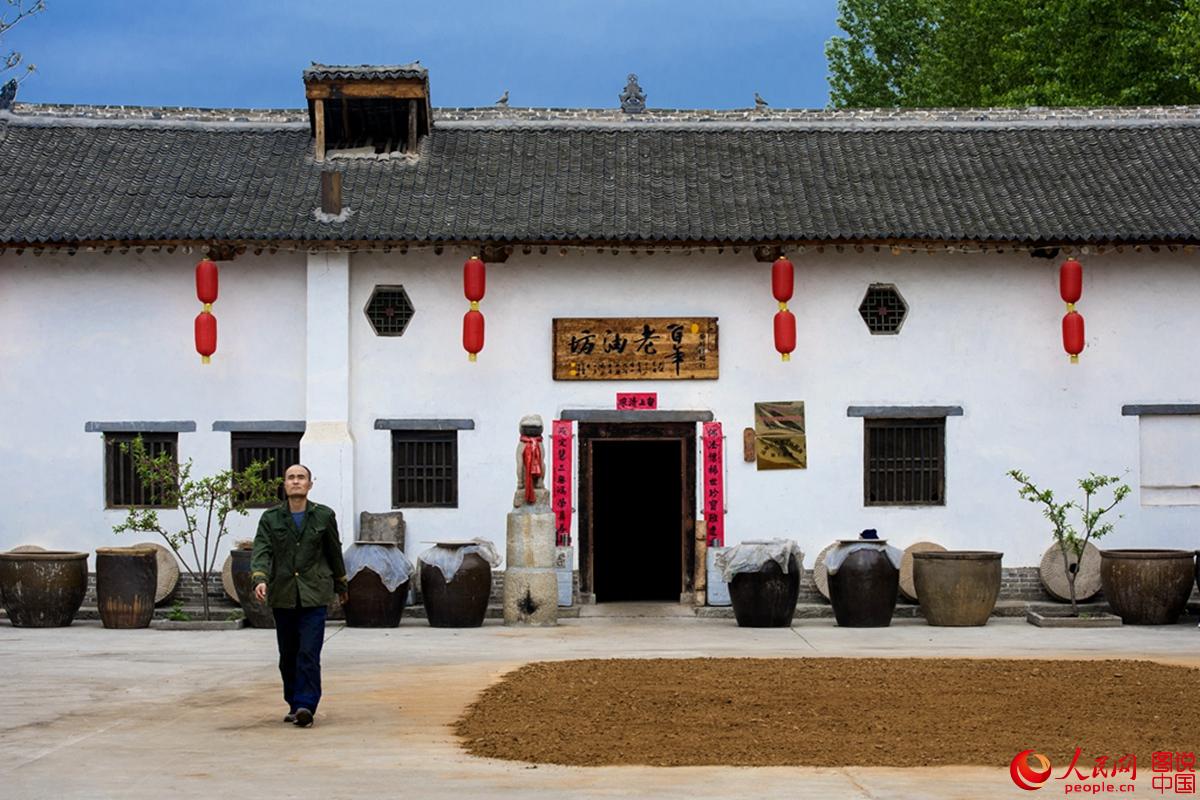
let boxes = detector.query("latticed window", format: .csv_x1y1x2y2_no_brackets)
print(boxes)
864,418,944,505
231,431,301,506
365,285,415,336
392,430,458,507
105,433,177,508
858,283,908,334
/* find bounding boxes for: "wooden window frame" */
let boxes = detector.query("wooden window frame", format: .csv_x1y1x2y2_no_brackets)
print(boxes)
104,432,178,509
863,417,945,506
230,431,302,508
391,430,458,508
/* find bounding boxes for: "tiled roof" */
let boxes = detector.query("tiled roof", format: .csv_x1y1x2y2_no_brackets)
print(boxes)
302,63,428,82
1,109,1198,245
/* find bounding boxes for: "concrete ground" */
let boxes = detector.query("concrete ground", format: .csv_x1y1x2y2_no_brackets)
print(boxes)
2,605,1199,799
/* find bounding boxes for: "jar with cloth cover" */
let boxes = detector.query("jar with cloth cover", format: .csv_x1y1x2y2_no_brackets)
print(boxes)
418,539,502,628
826,539,902,627
344,543,416,627
715,539,804,627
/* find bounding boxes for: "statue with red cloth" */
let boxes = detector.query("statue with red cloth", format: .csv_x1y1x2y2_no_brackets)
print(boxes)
514,414,548,508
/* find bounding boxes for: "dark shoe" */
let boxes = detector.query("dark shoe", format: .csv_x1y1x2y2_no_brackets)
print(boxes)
294,708,313,728
283,712,297,723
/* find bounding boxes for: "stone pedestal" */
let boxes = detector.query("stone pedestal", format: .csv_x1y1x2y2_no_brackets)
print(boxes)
555,546,574,607
503,506,558,627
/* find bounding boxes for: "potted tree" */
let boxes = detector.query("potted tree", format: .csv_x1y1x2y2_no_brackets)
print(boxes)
1008,469,1129,626
113,436,279,626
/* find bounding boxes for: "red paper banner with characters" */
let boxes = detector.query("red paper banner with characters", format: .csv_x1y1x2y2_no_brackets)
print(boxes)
616,392,658,410
552,420,573,546
702,421,724,547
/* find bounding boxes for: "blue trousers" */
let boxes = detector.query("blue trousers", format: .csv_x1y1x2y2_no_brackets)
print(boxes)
272,606,327,713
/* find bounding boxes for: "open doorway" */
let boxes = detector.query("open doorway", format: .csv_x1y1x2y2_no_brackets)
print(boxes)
578,422,696,603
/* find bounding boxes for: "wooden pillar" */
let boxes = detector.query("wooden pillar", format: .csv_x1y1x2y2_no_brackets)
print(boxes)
314,99,326,163
693,520,707,605
407,99,419,154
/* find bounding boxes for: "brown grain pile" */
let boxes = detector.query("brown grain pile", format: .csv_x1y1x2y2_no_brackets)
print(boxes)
455,658,1200,767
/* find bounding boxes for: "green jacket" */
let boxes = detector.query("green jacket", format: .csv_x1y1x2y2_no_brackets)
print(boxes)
250,501,349,609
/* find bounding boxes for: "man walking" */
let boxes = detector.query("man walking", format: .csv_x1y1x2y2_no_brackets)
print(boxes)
251,464,348,728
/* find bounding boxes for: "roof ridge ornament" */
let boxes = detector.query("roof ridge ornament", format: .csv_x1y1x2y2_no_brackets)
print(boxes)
619,73,645,114
0,79,16,111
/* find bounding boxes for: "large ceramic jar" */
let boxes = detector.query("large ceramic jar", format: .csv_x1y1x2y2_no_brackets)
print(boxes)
1100,549,1195,625
95,546,158,629
729,556,801,627
345,571,410,628
0,550,89,627
913,551,1002,626
230,548,275,629
721,541,804,628
420,542,495,628
827,541,902,627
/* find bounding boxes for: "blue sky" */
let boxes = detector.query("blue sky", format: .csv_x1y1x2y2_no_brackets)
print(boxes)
4,0,843,109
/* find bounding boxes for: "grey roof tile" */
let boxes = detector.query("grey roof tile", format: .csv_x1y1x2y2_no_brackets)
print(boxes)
0,114,1198,245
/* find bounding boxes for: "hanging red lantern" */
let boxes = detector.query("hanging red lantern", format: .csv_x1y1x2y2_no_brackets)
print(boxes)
463,309,485,361
774,309,796,361
464,256,486,302
771,256,796,362
1062,311,1085,364
194,258,219,364
463,256,486,361
196,259,219,305
195,311,217,365
1058,258,1084,363
1059,257,1082,305
772,257,794,302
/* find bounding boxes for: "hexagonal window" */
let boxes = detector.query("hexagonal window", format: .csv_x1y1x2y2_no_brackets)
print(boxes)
365,285,415,336
858,283,908,335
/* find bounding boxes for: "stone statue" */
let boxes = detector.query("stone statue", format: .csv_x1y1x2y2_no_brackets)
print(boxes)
515,414,546,507
504,413,557,626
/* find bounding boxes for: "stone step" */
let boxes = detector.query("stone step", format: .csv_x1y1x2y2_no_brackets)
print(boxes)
695,599,1200,620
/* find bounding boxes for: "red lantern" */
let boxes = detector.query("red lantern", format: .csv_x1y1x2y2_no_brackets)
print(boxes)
774,309,796,361
464,256,486,302
196,259,219,306
772,257,794,303
463,309,485,361
1062,311,1085,363
1059,258,1082,305
195,312,217,364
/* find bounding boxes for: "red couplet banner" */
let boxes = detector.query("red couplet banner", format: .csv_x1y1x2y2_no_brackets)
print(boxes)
616,392,658,410
702,421,724,547
552,420,573,547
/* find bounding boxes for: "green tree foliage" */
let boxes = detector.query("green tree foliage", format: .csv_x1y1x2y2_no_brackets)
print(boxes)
112,436,281,621
1007,469,1130,615
826,0,1200,107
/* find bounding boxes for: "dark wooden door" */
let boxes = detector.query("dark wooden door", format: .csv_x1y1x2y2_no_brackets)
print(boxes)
578,422,697,601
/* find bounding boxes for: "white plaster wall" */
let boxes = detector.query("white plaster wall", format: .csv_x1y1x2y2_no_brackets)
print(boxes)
0,251,307,557
348,248,1200,567
2,248,1198,568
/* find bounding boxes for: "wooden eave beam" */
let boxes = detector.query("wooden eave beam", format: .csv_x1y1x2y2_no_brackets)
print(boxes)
305,79,427,100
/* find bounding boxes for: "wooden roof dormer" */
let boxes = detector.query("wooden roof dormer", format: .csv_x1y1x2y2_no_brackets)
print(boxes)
303,63,432,161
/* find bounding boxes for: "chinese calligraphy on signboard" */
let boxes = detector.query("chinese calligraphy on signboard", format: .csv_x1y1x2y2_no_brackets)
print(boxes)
552,420,573,547
552,317,719,380
754,401,807,470
702,422,724,547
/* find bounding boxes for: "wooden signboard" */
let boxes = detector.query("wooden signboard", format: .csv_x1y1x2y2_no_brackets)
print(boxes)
552,317,719,380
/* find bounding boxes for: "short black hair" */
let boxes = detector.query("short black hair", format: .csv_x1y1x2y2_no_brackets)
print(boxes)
288,464,313,480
